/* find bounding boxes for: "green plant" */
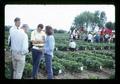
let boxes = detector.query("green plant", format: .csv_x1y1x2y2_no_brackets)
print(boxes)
5,61,12,79
103,59,115,68
26,53,32,64
89,75,99,79
52,61,65,75
83,58,102,71
58,59,83,72
39,59,45,70
23,63,32,78
109,72,115,79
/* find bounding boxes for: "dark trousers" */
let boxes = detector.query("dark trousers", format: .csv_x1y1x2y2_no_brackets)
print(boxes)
31,48,43,78
44,53,53,79
69,48,75,51
88,40,91,43
95,39,100,43
113,38,115,42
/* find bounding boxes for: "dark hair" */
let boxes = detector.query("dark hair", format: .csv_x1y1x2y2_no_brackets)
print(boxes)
37,24,43,29
45,25,53,35
14,17,20,22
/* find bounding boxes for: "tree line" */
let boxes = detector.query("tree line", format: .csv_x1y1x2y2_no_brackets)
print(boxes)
71,10,115,31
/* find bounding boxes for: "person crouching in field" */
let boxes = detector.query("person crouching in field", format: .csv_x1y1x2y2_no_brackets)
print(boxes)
44,25,55,79
68,39,76,51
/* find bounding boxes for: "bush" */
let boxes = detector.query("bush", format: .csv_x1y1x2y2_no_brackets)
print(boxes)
23,63,32,78
39,59,45,70
5,62,12,79
52,61,65,75
109,72,115,79
84,58,102,71
103,59,115,68
56,45,67,51
59,59,83,72
89,75,99,79
26,53,32,64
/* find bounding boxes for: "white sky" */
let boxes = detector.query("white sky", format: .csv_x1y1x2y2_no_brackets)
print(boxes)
5,5,115,31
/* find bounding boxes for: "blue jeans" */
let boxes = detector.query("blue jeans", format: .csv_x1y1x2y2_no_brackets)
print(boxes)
31,48,43,78
44,53,53,79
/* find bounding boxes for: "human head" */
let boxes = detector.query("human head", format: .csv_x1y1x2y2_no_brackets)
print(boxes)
45,25,53,36
70,39,74,42
89,32,91,34
37,24,44,32
21,24,29,33
14,17,21,28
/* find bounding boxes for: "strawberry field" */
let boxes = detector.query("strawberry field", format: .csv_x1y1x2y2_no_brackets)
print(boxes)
5,32,115,79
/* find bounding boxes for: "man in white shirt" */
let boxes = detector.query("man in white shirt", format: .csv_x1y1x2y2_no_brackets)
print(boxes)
69,39,76,51
104,33,110,43
88,32,93,43
8,17,21,48
9,17,29,79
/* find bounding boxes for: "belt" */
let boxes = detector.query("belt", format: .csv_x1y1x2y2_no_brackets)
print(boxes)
34,45,43,48
32,46,43,50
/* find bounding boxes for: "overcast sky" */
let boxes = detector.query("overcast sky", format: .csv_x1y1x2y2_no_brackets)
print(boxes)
5,5,115,31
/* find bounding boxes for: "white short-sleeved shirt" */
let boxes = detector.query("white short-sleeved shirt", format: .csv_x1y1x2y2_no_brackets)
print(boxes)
31,30,46,50
88,34,93,40
69,41,76,48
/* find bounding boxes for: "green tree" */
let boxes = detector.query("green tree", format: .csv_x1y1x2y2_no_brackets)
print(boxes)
72,11,107,31
73,11,94,29
100,11,107,27
5,25,12,31
105,22,115,30
54,29,58,33
70,26,75,33
94,11,100,25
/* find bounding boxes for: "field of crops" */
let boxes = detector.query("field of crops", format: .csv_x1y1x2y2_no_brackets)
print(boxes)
5,31,115,79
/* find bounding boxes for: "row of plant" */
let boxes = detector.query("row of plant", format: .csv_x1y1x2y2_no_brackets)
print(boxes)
5,32,115,78
92,50,115,59
55,43,115,51
78,51,115,69
81,51,113,60
79,53,115,69
54,57,83,73
54,33,115,51
5,61,12,79
53,53,102,72
54,51,115,70
5,50,115,78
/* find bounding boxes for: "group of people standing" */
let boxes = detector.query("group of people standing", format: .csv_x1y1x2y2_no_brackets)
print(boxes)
85,29,115,43
68,27,115,51
8,17,55,79
69,27,115,43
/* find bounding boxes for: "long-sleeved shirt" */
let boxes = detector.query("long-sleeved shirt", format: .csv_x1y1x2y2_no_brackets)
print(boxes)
8,26,21,47
9,26,28,54
44,35,55,57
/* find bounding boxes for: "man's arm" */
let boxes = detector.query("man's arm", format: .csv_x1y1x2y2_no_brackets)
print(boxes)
21,34,29,55
48,36,55,51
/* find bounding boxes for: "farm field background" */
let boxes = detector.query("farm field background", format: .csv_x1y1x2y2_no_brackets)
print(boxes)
5,31,115,79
